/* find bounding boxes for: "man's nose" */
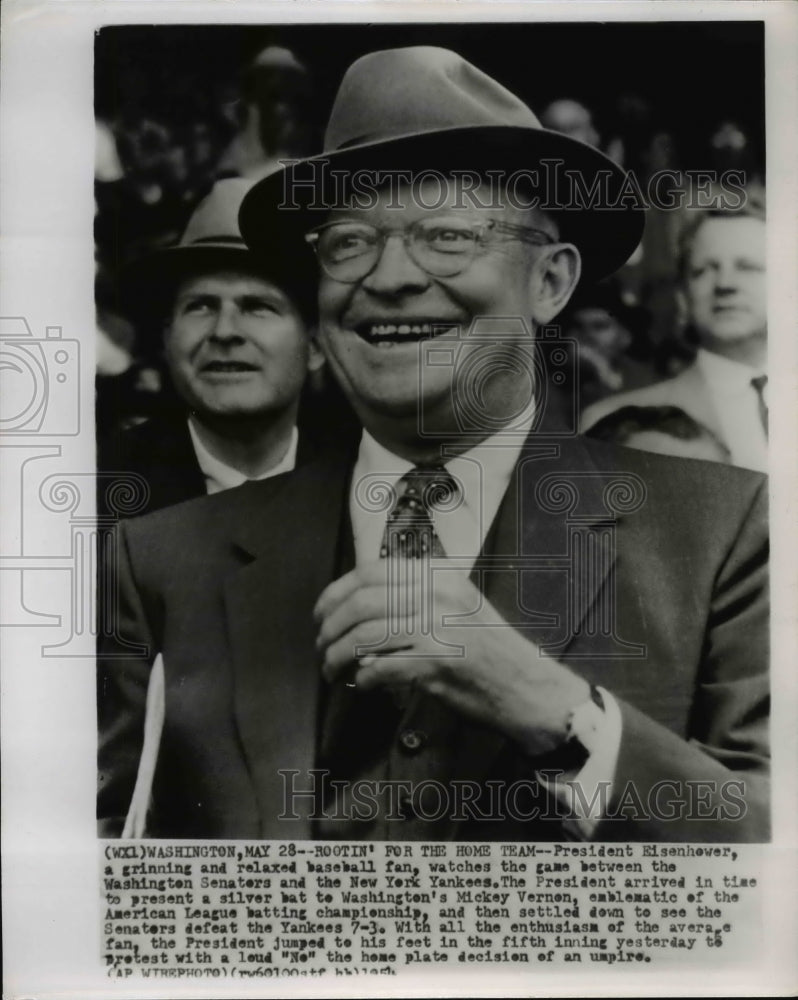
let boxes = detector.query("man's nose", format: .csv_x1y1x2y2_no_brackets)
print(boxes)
210,302,243,340
360,233,431,296
714,262,741,293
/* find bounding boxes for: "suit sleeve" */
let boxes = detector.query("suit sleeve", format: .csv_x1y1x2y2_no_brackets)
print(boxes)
596,480,769,842
97,520,158,836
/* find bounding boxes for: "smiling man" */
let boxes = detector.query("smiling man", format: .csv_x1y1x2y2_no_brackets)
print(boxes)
308,177,567,447
98,177,324,516
98,47,768,843
581,204,768,471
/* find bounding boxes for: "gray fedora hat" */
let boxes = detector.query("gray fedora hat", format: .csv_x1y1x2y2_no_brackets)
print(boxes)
239,46,645,282
121,177,314,326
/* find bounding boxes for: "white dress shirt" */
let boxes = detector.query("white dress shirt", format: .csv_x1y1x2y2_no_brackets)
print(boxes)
188,419,298,494
348,419,621,838
696,349,768,473
350,424,528,571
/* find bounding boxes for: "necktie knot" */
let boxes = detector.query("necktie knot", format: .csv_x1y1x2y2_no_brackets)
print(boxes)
398,465,459,511
751,374,768,436
380,465,459,559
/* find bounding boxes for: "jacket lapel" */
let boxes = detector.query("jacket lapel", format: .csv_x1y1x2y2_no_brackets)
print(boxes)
447,432,638,801
223,452,352,838
480,433,625,652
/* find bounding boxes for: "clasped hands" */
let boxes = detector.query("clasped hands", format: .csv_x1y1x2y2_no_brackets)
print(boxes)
313,559,590,757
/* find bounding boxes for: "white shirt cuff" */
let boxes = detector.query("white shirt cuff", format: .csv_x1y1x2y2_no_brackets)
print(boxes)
536,686,622,840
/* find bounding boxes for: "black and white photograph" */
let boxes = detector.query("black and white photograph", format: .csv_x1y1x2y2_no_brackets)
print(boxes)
96,19,770,842
2,2,797,997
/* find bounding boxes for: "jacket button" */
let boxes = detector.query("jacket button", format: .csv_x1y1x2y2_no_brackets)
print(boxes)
398,792,414,818
399,728,426,753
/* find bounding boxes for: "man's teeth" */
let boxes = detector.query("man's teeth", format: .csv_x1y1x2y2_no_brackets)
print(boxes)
362,322,456,345
371,323,433,336
205,362,255,370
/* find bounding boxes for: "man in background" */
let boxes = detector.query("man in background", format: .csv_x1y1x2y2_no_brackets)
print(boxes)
98,176,325,517
560,285,654,409
216,45,317,181
540,98,601,149
581,204,767,471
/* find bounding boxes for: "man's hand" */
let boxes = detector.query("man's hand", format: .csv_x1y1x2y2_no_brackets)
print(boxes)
313,559,590,756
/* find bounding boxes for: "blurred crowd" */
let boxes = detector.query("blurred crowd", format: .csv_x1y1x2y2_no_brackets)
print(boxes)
95,44,766,447
95,45,322,431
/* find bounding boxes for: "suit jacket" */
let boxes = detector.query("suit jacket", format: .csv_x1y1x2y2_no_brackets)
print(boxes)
580,354,769,476
97,413,206,519
97,432,769,842
580,360,726,442
96,410,319,519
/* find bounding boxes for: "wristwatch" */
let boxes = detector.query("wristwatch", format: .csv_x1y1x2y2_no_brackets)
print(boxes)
533,684,606,775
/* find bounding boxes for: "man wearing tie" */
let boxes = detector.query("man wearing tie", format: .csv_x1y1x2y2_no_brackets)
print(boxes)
98,47,768,842
581,204,768,472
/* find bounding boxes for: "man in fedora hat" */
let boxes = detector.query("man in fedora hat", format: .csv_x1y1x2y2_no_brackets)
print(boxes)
99,47,768,842
98,176,326,518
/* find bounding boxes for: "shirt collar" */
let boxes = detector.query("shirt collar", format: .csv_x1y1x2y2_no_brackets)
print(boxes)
188,419,298,495
696,347,766,390
353,407,537,519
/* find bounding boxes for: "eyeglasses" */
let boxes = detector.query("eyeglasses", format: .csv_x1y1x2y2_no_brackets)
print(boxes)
304,216,556,283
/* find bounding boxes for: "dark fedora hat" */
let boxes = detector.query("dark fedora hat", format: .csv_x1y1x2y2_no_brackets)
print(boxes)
120,177,314,328
239,46,645,282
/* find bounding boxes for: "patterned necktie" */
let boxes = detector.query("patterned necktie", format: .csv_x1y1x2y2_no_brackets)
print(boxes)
376,466,459,708
751,375,768,437
380,465,459,560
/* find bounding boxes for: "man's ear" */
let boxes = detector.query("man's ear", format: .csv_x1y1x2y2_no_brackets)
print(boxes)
674,287,690,330
528,243,581,326
307,332,326,373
